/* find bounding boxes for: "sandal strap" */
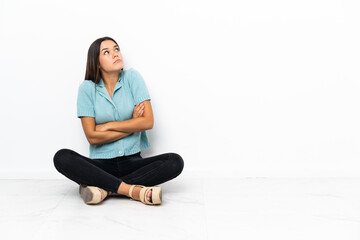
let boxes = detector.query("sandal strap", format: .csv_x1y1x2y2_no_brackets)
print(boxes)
139,187,148,204
140,187,154,205
128,185,145,199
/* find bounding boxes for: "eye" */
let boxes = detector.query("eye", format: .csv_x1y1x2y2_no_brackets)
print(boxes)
104,48,119,55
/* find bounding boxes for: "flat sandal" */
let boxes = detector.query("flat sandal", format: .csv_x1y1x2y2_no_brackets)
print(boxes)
79,184,110,205
128,185,162,205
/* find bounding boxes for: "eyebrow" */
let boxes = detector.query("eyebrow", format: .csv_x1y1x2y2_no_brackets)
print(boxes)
101,45,119,52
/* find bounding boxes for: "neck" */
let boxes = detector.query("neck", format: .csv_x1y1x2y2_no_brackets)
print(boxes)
101,70,120,88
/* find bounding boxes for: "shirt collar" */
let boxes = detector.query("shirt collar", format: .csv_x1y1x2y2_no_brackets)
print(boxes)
96,69,123,88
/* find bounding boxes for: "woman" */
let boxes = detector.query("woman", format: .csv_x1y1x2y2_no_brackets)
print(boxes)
53,36,184,205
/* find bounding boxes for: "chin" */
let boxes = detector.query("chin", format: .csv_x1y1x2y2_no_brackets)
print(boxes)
113,66,123,71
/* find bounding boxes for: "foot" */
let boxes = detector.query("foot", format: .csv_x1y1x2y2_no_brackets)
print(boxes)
79,185,110,205
131,186,152,203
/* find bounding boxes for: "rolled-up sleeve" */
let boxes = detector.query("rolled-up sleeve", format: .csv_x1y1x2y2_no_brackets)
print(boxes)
77,81,95,118
129,68,151,104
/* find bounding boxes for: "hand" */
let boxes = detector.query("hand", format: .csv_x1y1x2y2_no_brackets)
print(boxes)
95,123,108,132
132,103,144,119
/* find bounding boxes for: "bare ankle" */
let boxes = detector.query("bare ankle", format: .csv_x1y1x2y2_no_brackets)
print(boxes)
117,182,131,195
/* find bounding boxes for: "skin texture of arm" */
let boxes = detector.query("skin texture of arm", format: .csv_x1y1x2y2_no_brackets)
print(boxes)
96,100,154,133
80,117,132,145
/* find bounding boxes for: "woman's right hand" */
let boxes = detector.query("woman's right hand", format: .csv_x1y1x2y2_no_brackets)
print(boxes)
132,103,145,119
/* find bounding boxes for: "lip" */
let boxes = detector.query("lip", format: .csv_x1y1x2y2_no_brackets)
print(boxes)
114,59,121,64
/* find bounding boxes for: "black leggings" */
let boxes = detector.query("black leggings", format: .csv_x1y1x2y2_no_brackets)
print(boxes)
53,149,184,193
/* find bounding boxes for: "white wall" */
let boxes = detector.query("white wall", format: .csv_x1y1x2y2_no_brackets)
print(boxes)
0,0,359,178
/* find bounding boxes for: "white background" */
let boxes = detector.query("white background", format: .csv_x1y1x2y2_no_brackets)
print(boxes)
0,0,359,178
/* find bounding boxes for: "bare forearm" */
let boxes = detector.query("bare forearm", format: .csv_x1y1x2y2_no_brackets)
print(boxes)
93,101,153,134
89,131,131,145
106,117,152,133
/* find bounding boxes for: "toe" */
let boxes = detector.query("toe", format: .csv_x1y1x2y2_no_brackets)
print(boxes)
147,189,152,202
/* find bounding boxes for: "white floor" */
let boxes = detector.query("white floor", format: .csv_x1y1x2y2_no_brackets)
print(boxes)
1,173,360,240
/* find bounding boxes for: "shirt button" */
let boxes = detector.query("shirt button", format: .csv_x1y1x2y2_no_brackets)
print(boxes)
119,150,123,155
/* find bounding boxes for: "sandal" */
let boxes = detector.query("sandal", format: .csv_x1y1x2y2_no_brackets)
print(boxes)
128,185,162,205
79,184,111,205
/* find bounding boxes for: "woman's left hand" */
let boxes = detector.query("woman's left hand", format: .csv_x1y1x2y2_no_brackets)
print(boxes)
95,123,109,132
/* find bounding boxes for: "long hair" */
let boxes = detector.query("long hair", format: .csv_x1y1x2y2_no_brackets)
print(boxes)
84,36,122,84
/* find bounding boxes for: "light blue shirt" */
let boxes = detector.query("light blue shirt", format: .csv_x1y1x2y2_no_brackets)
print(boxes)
77,68,151,159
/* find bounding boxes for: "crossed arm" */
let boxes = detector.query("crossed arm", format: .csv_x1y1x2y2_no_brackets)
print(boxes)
80,100,154,145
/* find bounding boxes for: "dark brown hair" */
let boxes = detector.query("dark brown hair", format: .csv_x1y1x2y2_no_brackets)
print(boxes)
84,36,123,84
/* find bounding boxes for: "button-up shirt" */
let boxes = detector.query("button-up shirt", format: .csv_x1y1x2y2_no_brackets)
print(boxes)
77,68,151,159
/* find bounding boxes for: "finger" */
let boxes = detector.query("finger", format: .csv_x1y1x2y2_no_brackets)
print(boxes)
134,104,143,113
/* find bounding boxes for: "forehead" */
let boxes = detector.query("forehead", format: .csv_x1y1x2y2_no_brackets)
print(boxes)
100,40,117,49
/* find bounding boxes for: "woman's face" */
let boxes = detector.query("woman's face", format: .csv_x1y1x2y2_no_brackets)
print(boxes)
98,40,123,73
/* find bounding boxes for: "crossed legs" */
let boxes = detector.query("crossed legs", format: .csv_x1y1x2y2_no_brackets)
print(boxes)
53,149,184,203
